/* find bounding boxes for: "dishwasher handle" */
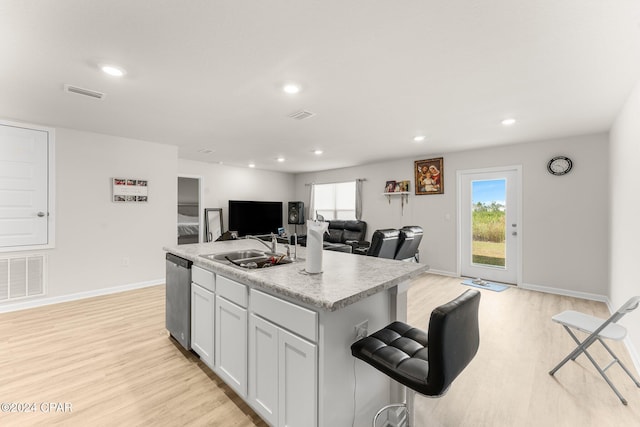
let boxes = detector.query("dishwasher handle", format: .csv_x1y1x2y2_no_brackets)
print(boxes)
166,253,192,269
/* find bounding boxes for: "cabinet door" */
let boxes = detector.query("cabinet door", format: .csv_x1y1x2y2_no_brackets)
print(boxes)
191,283,214,368
249,314,279,426
215,296,248,397
278,329,317,427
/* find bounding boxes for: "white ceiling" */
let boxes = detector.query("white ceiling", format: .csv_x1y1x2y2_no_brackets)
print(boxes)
2,1,640,173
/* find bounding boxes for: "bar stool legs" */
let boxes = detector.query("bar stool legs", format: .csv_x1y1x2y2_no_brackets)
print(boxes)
372,388,415,427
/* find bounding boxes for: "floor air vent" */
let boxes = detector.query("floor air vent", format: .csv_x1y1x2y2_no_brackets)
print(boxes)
288,110,316,120
0,255,46,301
64,84,106,100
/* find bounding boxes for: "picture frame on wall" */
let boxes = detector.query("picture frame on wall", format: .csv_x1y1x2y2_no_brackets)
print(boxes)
415,157,444,195
384,180,397,193
112,178,149,202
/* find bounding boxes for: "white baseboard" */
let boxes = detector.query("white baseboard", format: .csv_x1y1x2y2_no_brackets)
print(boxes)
426,269,458,277
0,279,164,313
519,282,608,302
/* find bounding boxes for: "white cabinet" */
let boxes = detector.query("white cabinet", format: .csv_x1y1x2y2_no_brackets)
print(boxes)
249,289,318,427
191,282,214,368
278,328,317,427
248,314,278,426
191,266,215,368
215,295,248,397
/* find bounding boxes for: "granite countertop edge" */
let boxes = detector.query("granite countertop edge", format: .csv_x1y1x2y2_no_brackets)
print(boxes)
164,242,429,312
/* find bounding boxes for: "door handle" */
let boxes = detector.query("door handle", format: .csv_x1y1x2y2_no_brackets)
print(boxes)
512,231,518,236
37,212,46,217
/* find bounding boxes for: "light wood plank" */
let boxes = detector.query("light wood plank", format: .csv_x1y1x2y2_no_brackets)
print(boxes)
1,275,639,426
0,286,266,427
409,274,640,426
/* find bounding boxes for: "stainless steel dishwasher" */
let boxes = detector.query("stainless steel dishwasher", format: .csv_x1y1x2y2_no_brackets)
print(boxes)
165,253,192,350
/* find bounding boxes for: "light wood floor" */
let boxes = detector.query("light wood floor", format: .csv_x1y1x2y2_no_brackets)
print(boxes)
1,274,639,426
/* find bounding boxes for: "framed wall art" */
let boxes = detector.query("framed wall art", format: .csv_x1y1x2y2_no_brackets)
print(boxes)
415,157,444,195
112,178,149,202
384,180,397,193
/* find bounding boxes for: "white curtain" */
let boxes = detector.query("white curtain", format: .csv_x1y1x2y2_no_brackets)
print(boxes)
355,179,363,220
307,184,316,221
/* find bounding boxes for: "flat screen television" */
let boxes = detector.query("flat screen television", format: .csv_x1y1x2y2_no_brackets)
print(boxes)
228,200,283,237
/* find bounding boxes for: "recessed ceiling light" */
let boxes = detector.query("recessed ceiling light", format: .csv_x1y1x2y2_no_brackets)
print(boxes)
277,157,285,162
283,84,301,94
313,149,323,155
101,65,126,77
413,135,426,142
248,163,256,168
501,118,516,126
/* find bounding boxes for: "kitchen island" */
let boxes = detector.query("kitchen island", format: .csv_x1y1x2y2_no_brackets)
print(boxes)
164,239,428,427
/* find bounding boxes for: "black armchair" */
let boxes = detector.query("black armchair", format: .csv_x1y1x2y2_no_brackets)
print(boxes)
365,229,400,259
394,225,423,261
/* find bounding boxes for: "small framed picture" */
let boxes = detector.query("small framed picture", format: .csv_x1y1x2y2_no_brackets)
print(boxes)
399,180,410,192
415,157,444,195
385,180,397,193
112,178,149,202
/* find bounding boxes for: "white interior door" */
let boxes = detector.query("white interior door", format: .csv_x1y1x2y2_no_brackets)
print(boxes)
459,167,520,284
0,124,49,248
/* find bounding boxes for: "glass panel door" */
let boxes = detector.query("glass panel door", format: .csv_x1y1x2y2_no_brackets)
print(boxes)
459,168,520,284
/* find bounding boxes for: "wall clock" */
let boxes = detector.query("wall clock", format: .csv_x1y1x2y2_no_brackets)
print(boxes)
547,156,572,176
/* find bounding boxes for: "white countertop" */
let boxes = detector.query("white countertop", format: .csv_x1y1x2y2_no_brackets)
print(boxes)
164,240,428,311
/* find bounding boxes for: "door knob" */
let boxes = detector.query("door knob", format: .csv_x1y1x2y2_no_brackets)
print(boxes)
37,212,46,217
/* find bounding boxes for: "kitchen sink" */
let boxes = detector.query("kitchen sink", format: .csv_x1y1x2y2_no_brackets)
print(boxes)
205,250,265,262
199,250,293,269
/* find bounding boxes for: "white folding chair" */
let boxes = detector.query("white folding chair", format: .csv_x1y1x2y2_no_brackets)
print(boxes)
549,296,640,405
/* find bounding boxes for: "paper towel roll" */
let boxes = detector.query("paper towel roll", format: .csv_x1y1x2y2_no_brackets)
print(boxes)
306,220,329,274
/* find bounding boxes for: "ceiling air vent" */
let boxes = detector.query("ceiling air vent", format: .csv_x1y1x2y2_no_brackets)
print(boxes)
64,84,106,100
288,110,316,120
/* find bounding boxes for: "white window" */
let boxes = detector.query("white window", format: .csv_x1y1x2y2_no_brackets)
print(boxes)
0,120,55,252
313,181,356,220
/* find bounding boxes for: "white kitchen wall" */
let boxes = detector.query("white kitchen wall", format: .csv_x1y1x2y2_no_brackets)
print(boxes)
295,133,609,297
610,77,640,371
49,128,177,296
178,159,296,236
0,126,177,310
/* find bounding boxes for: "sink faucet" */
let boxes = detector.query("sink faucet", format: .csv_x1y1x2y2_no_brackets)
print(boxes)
286,233,297,260
246,234,277,253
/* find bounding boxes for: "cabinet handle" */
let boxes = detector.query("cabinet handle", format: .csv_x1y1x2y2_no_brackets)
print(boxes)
37,212,46,217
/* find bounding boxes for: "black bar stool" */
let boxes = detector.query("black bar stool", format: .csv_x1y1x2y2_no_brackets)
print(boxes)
351,289,481,426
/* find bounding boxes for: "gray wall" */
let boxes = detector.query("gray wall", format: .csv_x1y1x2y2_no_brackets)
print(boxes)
295,133,609,297
610,77,640,370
